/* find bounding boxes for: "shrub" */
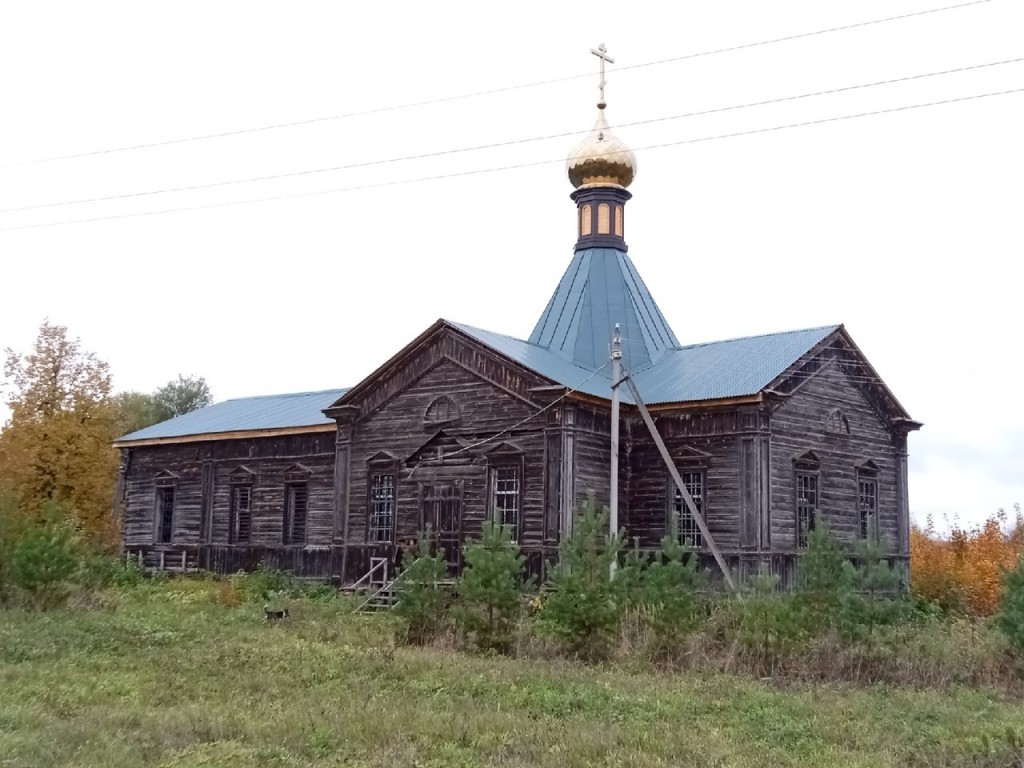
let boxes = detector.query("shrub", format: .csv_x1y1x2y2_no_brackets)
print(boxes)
230,562,296,603
840,520,905,641
911,507,1023,616
454,519,528,654
732,573,808,670
995,553,1024,653
393,529,452,646
796,522,850,631
540,498,624,662
0,490,21,606
9,502,80,610
632,534,705,654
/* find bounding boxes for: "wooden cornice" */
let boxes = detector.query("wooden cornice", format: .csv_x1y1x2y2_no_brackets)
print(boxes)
113,423,336,448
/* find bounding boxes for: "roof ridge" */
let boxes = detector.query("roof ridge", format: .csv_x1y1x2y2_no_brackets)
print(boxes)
678,324,841,351
220,387,350,403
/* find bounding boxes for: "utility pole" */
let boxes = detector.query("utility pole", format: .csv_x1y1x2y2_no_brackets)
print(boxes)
609,324,622,577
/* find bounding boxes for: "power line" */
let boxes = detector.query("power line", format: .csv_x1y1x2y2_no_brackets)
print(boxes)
0,0,994,169
4,56,1020,216
409,359,611,475
1,85,1020,234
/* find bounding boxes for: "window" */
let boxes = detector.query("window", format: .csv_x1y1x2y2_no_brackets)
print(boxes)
857,463,879,539
669,472,705,548
795,473,818,548
424,396,460,427
492,465,521,541
597,203,611,234
369,473,395,542
230,485,252,544
825,408,850,435
284,483,308,545
614,205,623,236
580,204,592,235
156,486,175,543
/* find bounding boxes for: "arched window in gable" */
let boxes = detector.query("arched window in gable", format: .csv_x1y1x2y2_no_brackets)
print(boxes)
824,407,850,435
424,395,460,427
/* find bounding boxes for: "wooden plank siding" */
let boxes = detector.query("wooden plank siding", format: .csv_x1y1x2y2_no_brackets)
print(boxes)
769,360,901,554
121,432,336,576
117,324,914,587
620,408,751,551
337,347,551,582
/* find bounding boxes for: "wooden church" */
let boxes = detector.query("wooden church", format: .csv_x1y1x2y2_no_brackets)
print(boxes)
113,70,921,588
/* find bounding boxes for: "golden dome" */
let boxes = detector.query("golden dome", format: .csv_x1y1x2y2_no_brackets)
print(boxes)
567,104,637,189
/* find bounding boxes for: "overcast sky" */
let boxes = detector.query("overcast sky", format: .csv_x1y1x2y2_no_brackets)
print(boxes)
1,1,1021,529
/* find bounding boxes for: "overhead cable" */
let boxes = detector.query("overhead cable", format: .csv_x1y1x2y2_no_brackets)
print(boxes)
3,56,1020,215
0,0,994,168
1,85,1020,234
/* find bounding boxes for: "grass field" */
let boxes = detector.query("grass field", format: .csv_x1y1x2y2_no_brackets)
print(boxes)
1,580,1023,767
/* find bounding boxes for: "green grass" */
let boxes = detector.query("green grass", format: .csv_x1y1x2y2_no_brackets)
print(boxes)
1,581,1023,767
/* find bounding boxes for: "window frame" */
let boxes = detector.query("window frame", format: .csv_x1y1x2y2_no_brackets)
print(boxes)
489,461,523,543
283,481,309,546
857,462,879,540
793,453,821,549
367,465,397,544
229,483,253,544
667,469,706,549
154,482,175,544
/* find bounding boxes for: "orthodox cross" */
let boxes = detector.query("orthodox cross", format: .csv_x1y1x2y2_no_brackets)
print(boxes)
590,43,614,105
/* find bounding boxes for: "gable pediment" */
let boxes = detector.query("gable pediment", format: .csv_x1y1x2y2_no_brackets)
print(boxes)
482,441,524,459
326,321,548,424
229,465,255,484
793,449,821,469
671,444,712,466
154,470,178,486
857,459,880,474
367,450,400,465
284,463,311,483
405,430,477,467
768,327,918,429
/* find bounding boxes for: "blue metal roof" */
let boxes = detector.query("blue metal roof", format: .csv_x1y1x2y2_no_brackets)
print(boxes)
114,388,349,443
528,248,680,370
632,325,840,404
457,321,838,405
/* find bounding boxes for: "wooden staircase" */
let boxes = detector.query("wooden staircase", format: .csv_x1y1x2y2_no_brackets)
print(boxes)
350,557,401,613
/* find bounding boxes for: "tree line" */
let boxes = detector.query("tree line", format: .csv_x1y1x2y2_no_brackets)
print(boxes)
0,320,211,546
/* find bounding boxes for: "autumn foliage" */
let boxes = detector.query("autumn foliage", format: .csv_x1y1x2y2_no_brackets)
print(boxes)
911,506,1024,616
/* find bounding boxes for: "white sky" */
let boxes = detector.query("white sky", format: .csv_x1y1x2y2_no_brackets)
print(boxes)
1,1,1021,529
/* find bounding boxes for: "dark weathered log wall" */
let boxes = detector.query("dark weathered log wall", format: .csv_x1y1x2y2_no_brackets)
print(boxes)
121,432,335,566
769,361,900,552
339,342,550,581
621,407,749,550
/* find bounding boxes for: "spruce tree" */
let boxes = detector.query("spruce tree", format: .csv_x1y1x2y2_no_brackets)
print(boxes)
995,554,1024,653
455,519,528,654
541,497,624,661
393,529,451,645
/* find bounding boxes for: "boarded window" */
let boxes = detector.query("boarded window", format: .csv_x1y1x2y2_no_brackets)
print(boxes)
369,473,395,542
795,473,818,548
284,483,308,545
492,465,521,542
858,476,878,539
670,471,705,548
597,203,611,234
580,204,592,235
230,485,252,544
156,486,175,544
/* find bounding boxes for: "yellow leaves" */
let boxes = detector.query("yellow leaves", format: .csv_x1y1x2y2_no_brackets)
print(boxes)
1,321,120,546
911,509,1024,616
